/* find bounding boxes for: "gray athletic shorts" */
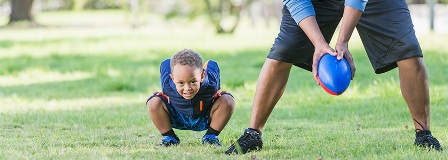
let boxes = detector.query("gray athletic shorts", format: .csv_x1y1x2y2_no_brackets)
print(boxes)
268,0,422,74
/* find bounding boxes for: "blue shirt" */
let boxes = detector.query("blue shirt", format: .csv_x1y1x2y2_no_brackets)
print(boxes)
283,0,368,24
160,59,220,118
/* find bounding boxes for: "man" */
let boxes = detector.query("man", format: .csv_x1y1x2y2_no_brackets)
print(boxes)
225,0,442,154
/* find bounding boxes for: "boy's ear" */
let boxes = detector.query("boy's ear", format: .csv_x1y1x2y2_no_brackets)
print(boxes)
201,70,206,82
170,74,174,80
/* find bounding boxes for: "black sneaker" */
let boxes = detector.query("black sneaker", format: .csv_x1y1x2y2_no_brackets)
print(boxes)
159,136,180,147
225,128,263,154
414,130,443,151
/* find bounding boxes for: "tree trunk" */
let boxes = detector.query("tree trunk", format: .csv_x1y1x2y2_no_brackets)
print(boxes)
204,0,254,34
8,0,35,24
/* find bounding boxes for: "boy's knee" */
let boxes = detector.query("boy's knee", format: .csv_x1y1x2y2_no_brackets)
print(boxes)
219,94,235,111
147,97,164,112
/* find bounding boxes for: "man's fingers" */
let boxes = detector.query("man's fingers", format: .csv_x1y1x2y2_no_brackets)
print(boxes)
336,51,344,60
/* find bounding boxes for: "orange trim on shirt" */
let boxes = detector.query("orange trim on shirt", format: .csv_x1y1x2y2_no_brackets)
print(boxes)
199,101,203,111
213,90,221,99
203,60,209,70
154,92,170,103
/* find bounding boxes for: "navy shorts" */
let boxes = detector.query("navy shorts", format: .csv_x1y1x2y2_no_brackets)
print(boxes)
147,92,231,131
268,0,422,74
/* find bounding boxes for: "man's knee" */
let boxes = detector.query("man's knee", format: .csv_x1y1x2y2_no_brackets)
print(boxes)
398,57,426,70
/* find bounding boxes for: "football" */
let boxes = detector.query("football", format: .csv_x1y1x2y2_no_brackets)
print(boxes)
314,54,352,95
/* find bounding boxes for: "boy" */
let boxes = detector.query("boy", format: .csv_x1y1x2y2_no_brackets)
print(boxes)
147,49,234,147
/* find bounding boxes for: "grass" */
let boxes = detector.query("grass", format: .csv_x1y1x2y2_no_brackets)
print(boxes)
0,10,448,159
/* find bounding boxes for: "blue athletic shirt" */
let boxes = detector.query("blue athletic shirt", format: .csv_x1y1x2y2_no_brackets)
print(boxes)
283,0,368,24
160,59,220,118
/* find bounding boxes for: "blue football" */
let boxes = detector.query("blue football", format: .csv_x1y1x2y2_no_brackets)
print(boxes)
315,54,352,95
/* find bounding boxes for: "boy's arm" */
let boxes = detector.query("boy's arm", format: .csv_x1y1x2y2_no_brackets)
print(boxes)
204,60,220,90
160,59,171,89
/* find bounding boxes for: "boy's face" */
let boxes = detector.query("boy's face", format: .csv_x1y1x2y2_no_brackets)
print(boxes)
170,64,205,99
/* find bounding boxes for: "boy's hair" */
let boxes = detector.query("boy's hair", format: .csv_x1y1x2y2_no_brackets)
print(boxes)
170,49,203,71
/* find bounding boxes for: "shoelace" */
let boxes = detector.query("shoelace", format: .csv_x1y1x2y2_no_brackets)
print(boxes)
414,119,442,151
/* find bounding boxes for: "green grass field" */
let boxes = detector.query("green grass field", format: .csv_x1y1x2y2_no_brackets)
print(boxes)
0,11,447,159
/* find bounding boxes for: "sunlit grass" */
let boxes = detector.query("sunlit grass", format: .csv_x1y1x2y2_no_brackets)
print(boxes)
0,96,142,113
0,68,93,86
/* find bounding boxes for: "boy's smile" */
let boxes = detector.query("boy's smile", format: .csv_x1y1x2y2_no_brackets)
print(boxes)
170,64,205,99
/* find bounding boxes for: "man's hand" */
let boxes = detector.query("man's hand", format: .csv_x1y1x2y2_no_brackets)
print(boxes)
311,43,337,80
335,42,356,80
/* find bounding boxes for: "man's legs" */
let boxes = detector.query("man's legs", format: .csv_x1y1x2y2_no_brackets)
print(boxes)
397,57,430,130
249,59,293,131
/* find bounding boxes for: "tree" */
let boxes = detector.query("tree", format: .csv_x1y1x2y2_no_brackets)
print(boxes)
8,0,36,26
204,0,255,34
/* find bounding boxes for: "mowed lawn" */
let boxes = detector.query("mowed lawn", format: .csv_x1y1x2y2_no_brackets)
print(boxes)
0,11,447,159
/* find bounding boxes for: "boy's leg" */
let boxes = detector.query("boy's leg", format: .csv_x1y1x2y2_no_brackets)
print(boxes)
202,94,234,146
202,94,235,147
147,96,180,146
147,97,172,134
209,94,235,131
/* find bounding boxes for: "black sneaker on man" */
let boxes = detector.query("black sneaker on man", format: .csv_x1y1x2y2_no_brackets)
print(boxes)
225,128,263,154
414,130,443,151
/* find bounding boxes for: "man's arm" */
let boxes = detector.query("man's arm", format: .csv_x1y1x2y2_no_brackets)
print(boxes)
283,0,367,77
283,0,367,26
282,0,335,77
336,0,367,56
299,16,337,77
282,0,315,25
335,6,363,79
